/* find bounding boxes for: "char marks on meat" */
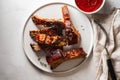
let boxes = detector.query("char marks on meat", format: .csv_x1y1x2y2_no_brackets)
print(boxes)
32,16,65,36
62,5,80,45
46,48,86,69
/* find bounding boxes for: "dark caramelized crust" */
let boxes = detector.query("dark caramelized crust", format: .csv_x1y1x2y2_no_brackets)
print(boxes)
40,45,63,55
32,16,65,36
46,48,87,69
32,16,64,26
64,48,86,60
62,5,80,45
46,49,65,69
35,33,67,47
46,49,63,64
30,28,60,40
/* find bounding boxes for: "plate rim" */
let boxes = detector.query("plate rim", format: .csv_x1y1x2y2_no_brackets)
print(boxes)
22,2,93,75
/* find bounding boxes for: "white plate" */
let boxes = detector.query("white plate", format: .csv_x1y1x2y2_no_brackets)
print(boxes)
23,2,93,74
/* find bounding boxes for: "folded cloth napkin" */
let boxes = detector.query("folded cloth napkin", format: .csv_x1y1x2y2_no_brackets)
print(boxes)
91,8,120,80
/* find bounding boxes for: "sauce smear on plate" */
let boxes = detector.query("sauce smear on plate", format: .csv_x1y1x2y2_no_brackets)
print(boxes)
75,0,103,12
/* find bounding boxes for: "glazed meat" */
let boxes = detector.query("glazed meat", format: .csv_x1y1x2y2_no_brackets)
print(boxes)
46,49,64,69
30,28,62,40
30,43,63,56
32,16,64,26
46,48,87,69
32,16,65,36
62,5,80,45
30,30,64,55
35,33,67,47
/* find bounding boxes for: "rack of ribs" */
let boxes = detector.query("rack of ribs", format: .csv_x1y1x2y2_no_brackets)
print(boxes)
29,5,86,70
32,16,64,26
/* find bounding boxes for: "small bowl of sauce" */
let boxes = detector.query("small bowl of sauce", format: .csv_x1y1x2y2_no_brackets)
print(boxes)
75,0,105,14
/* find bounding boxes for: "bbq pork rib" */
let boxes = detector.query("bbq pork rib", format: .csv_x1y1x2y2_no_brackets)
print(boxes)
30,30,67,47
32,16,64,27
46,48,87,69
62,5,80,45
30,28,61,41
32,16,65,36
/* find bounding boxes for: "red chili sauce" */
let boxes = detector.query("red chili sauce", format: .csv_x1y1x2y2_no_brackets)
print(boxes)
75,0,103,12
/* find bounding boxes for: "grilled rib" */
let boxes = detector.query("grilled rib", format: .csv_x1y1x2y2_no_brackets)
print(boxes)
46,48,87,69
30,43,63,56
32,16,63,26
30,28,60,40
35,33,67,47
32,16,65,36
62,5,80,45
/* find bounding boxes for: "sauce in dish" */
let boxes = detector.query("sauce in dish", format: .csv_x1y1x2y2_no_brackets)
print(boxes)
75,0,103,12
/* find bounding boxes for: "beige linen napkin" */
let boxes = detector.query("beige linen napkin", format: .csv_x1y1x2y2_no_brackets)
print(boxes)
91,8,120,80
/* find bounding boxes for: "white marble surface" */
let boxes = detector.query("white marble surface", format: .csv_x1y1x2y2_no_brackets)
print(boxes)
0,0,120,80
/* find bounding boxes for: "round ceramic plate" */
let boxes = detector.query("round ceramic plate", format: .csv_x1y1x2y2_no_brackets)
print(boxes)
23,2,93,74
